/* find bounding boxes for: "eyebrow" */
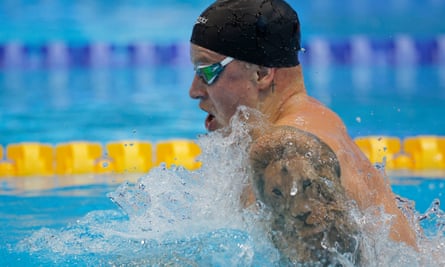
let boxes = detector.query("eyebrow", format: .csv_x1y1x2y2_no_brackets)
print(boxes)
193,57,212,65
192,50,223,65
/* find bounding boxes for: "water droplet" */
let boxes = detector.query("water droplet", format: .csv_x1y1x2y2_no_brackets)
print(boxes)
290,180,298,196
356,117,361,123
322,177,334,188
320,232,328,249
139,183,146,190
295,116,306,126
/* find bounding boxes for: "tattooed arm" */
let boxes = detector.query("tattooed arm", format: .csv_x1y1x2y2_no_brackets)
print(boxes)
249,126,361,265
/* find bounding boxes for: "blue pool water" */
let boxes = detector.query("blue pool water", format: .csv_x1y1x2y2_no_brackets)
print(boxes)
0,137,444,266
1,0,445,266
1,64,444,144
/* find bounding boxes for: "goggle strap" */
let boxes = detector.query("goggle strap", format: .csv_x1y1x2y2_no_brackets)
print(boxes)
220,57,234,67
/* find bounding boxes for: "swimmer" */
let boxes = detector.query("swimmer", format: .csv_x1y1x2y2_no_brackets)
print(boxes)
188,0,417,255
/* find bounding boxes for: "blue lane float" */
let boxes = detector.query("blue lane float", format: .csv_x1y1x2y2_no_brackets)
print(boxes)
0,35,444,68
0,41,191,68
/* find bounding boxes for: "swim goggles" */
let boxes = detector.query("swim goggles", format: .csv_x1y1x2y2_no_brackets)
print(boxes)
194,57,234,85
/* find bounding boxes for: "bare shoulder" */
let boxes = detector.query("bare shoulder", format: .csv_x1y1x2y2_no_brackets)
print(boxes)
278,96,350,152
250,126,340,178
248,126,361,264
306,95,345,123
249,125,344,209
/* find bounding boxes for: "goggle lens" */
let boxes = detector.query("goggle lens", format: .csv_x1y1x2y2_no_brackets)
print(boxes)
194,57,234,85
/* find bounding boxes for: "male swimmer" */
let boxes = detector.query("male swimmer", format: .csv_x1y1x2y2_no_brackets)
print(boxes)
188,0,417,262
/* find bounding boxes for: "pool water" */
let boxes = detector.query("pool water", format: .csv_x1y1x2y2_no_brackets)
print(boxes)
1,64,444,144
1,129,444,266
2,1,444,42
0,66,202,144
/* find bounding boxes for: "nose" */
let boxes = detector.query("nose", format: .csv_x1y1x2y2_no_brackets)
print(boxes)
189,75,207,100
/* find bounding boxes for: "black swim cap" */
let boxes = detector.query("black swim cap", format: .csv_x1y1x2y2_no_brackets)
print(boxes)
191,0,301,67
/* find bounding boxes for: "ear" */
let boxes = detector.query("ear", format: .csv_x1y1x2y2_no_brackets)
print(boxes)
256,67,276,91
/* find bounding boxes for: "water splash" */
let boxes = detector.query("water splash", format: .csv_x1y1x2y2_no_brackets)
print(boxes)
418,198,445,238
15,107,445,266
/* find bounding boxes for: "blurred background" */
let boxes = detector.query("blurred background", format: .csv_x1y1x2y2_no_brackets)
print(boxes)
1,0,445,144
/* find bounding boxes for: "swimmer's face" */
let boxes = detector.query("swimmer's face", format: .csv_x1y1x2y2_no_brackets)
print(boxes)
189,44,261,132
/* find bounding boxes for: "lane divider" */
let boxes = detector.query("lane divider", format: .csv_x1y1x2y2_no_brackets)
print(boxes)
1,135,445,177
0,35,443,68
355,135,445,171
0,140,201,177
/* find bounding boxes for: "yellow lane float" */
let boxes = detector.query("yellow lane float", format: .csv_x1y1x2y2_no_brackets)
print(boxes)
0,139,202,177
1,136,445,177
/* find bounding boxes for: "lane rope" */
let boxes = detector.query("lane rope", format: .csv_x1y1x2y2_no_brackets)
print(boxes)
1,35,444,68
1,136,445,177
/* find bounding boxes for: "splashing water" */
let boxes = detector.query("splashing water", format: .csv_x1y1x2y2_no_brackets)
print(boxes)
15,107,445,266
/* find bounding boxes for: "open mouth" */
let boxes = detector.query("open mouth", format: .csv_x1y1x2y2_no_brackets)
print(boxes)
205,113,216,131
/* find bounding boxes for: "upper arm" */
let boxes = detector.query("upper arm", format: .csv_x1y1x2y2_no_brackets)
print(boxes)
248,126,361,263
249,126,344,215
